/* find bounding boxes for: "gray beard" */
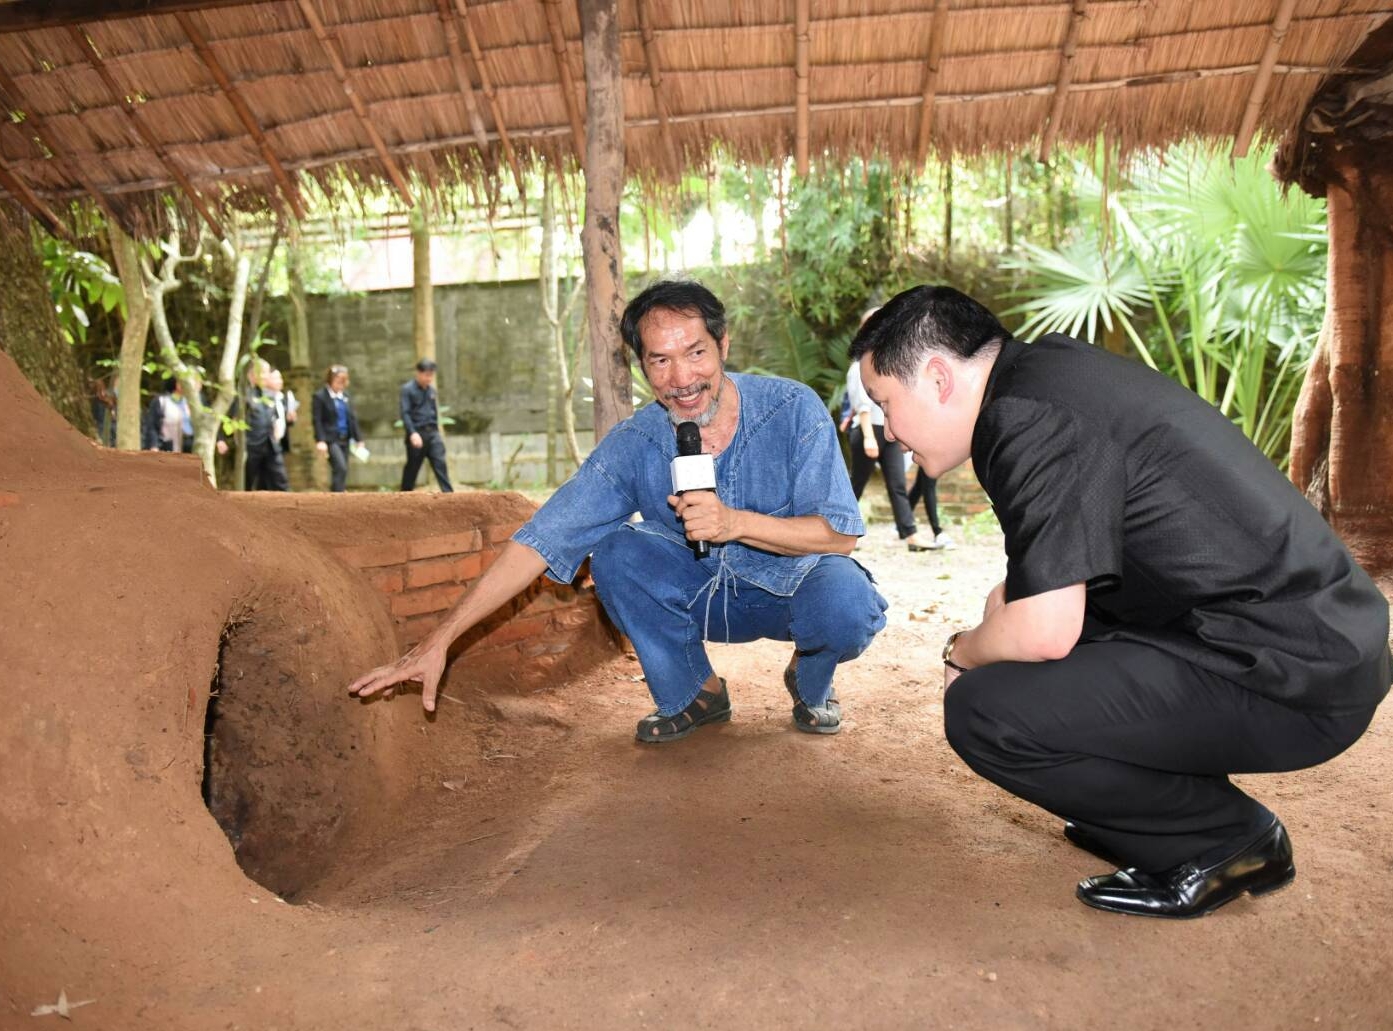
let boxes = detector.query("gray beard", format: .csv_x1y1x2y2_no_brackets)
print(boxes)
664,373,725,428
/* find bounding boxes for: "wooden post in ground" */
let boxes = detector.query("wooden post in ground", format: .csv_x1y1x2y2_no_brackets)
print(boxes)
108,222,150,451
1289,154,1393,583
578,0,630,440
411,208,435,363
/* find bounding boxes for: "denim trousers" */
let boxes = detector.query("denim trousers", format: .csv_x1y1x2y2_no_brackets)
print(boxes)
591,527,888,716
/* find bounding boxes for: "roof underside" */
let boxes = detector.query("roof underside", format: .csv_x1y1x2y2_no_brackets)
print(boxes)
0,0,1388,233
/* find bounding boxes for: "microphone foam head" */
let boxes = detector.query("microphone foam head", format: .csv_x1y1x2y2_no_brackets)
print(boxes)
675,420,703,456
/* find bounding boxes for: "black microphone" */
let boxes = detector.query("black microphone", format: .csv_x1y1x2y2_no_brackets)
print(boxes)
671,420,716,559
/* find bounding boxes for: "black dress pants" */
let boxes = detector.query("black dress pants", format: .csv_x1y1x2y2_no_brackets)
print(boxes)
944,640,1377,871
849,424,916,539
402,428,453,492
906,468,942,536
327,437,350,493
245,441,289,491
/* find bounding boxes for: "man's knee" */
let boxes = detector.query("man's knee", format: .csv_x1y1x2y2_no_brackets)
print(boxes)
790,556,887,655
590,530,655,596
942,667,1042,772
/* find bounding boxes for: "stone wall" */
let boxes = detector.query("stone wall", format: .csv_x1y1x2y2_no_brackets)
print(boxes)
288,278,591,440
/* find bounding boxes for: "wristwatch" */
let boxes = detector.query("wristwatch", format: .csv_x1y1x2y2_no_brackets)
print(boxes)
942,630,969,673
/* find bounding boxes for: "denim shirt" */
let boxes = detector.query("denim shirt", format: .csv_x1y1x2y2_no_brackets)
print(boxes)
513,372,864,596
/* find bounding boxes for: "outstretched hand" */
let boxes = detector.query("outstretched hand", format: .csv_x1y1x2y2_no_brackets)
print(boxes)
348,644,448,712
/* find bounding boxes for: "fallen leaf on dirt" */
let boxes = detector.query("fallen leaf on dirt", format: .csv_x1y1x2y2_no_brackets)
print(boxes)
441,779,468,792
30,989,95,1018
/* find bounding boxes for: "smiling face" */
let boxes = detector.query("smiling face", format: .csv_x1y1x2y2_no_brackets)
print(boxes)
859,351,982,479
636,307,731,428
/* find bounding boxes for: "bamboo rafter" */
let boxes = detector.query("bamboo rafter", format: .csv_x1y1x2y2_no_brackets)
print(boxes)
0,151,71,238
27,59,1350,205
65,23,224,238
1233,0,1300,157
794,0,810,176
1038,0,1089,161
434,0,490,158
294,0,414,206
541,0,586,159
452,0,525,196
914,0,952,166
174,11,305,221
0,65,119,226
636,0,680,171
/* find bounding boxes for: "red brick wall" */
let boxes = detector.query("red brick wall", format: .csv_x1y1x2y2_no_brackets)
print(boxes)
228,493,616,679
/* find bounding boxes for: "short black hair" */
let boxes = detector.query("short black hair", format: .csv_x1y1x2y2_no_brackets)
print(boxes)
163,376,178,393
848,285,1007,383
415,359,438,373
620,279,727,359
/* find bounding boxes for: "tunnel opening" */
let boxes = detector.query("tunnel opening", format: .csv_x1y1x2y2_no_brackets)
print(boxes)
200,609,379,902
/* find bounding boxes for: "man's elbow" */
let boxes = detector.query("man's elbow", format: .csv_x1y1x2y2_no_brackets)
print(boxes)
829,532,857,556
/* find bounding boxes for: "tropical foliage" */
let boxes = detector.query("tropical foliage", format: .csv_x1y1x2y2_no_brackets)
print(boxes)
1004,143,1326,467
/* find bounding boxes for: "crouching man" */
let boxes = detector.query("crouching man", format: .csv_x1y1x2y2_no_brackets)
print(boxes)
350,280,887,742
852,285,1389,918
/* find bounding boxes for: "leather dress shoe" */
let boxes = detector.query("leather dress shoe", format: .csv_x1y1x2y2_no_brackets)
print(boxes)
1076,817,1295,919
1063,821,1124,867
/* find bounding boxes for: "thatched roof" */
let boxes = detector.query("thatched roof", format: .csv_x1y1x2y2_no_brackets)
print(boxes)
0,0,1389,235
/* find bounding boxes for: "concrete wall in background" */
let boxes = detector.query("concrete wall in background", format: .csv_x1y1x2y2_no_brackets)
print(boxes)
259,278,590,443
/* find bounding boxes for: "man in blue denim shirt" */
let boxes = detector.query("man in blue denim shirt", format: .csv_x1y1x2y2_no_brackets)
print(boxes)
352,280,888,743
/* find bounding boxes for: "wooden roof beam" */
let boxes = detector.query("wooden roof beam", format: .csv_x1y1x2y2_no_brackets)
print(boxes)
450,0,526,196
0,152,72,239
174,11,306,221
0,0,278,34
1233,0,1298,157
794,0,810,176
294,0,414,207
635,0,681,173
66,23,225,239
541,0,586,160
1038,0,1088,162
0,65,120,225
914,0,952,167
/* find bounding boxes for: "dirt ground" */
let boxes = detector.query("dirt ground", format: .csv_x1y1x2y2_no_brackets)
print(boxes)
2,349,1392,1031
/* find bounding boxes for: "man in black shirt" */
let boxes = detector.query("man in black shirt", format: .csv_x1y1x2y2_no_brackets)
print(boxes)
399,358,453,493
852,285,1390,919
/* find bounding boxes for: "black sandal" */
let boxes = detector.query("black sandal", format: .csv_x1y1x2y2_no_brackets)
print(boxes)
635,678,731,743
784,660,841,735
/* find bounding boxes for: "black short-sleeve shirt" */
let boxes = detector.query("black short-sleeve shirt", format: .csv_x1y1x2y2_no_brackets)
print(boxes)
971,334,1390,714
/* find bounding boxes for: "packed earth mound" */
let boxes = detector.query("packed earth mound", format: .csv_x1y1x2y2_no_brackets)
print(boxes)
2,349,1391,1030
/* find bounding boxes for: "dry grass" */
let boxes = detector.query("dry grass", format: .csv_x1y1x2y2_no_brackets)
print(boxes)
0,0,1386,232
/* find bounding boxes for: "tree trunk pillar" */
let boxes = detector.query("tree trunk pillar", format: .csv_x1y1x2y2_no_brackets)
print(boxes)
411,208,435,363
1290,153,1393,582
0,209,96,437
579,0,631,440
109,222,151,451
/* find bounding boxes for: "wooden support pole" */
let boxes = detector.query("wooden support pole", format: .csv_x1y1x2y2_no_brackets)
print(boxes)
636,0,681,173
794,0,810,176
410,207,435,363
914,0,951,167
452,0,525,196
67,23,224,238
1233,0,1299,157
434,0,491,157
542,0,587,161
0,66,119,225
1038,0,1088,162
0,154,71,239
174,11,306,221
294,0,414,207
577,0,629,439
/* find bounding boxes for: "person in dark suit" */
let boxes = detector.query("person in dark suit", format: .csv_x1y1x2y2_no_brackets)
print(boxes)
852,285,1389,919
312,364,362,493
